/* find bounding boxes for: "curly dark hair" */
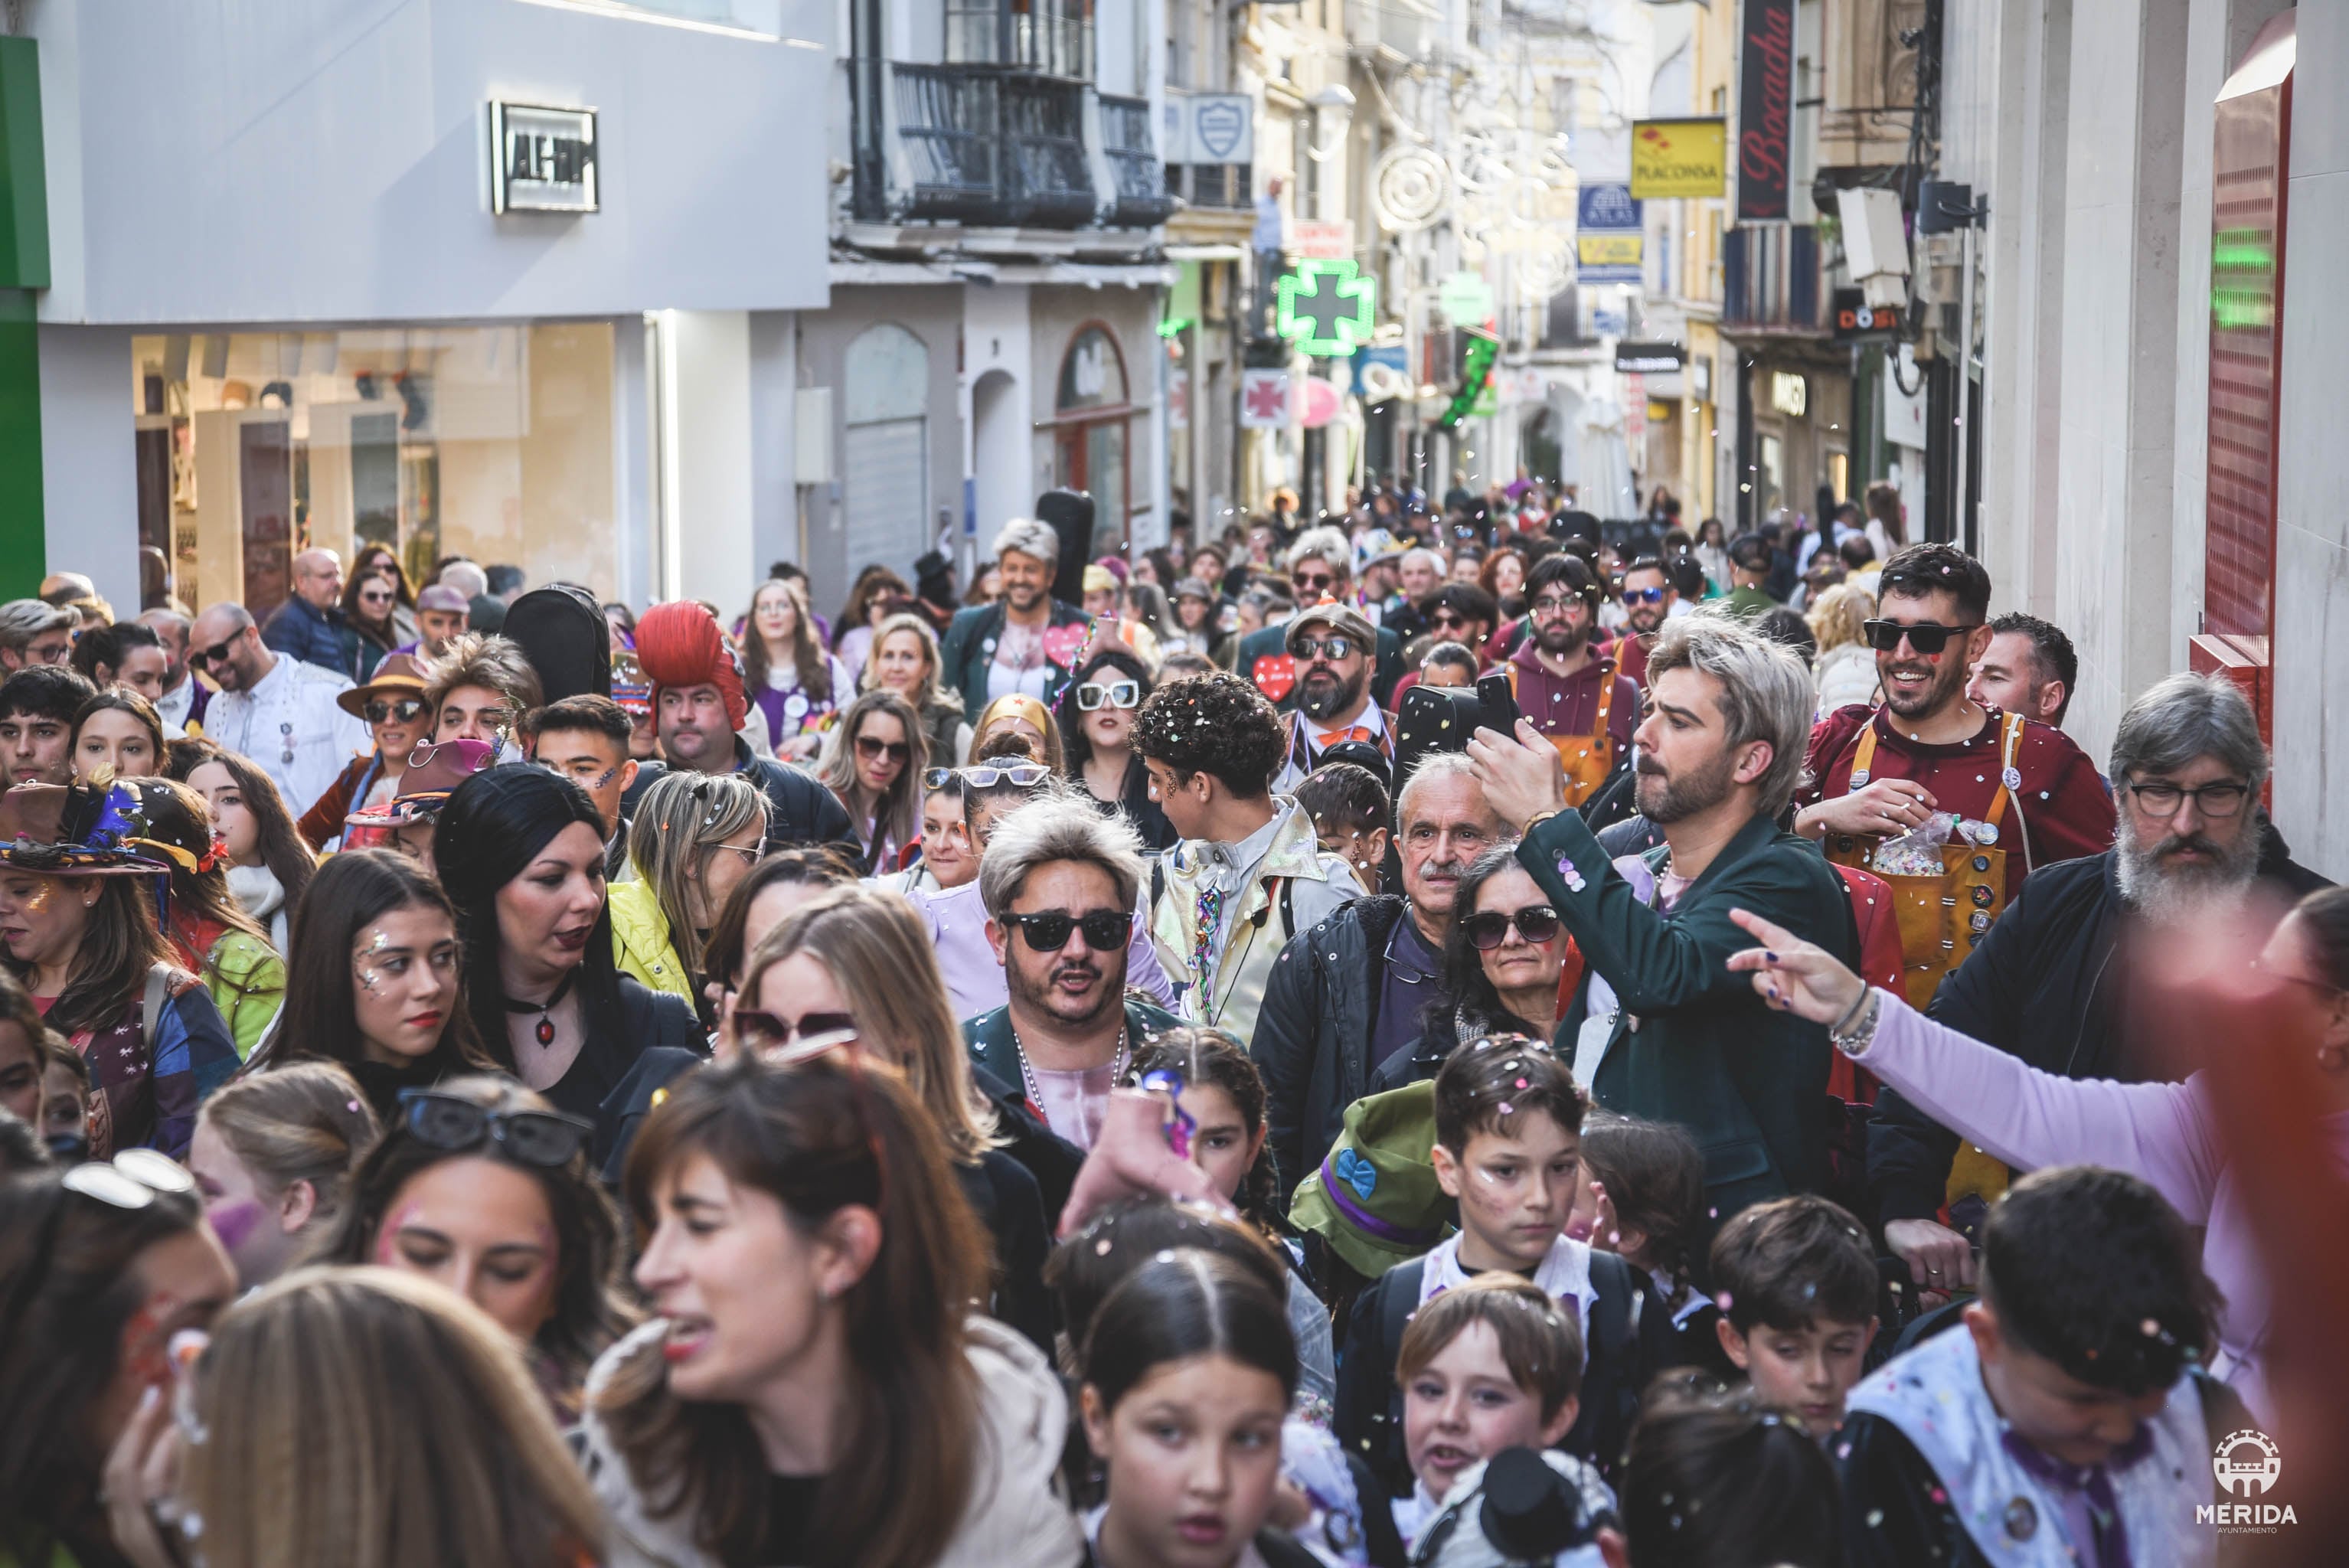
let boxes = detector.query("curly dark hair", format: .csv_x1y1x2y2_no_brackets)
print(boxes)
1130,671,1283,799
1126,1029,1281,1234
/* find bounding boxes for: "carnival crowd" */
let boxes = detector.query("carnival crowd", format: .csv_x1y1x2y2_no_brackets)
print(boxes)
0,472,2339,1568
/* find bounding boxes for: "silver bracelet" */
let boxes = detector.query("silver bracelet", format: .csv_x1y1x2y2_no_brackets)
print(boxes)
1829,988,1884,1057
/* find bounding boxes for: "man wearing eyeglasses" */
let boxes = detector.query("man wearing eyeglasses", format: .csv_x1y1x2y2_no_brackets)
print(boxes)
296,653,437,851
187,600,371,818
1865,674,2328,1305
1502,554,1638,810
1233,528,1404,713
259,548,361,681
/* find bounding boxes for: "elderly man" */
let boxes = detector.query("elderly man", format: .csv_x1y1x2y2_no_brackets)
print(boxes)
0,599,75,673
137,608,210,737
939,518,1091,717
1233,527,1405,709
1252,751,1511,1202
190,600,371,815
261,548,359,679
1471,616,1855,1233
1867,672,2330,1297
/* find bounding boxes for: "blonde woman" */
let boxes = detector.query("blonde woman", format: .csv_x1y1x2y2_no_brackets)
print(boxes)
813,688,926,874
106,1268,606,1568
729,883,1051,1352
862,610,972,768
609,769,767,1018
1805,581,1879,717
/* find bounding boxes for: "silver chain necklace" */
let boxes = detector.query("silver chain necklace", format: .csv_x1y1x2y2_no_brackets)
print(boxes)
1011,1020,1129,1110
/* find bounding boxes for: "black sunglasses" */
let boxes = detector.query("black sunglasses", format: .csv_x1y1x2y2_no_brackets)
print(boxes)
396,1089,592,1168
1463,906,1564,949
188,632,241,669
364,697,428,725
1004,907,1131,952
1289,635,1357,662
854,735,910,763
1861,618,1979,655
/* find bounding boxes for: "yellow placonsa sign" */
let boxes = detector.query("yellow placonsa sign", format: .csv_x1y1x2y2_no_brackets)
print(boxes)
1577,234,1644,266
1630,119,1727,199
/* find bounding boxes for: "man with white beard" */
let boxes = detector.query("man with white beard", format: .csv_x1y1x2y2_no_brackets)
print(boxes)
1866,672,2331,1295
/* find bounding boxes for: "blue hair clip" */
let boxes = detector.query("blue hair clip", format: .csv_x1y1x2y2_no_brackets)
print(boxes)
1139,1068,1195,1159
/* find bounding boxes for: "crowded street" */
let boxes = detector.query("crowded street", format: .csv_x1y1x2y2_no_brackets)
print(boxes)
0,1,2342,1565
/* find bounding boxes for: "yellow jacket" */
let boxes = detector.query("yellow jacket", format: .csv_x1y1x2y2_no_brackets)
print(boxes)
606,880,696,1005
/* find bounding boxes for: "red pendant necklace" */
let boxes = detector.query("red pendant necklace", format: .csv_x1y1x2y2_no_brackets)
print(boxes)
504,968,578,1047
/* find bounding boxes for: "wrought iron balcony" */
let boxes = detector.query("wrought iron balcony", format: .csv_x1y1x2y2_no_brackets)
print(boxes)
1723,224,1827,334
1000,74,1094,227
1098,93,1175,227
887,63,1001,224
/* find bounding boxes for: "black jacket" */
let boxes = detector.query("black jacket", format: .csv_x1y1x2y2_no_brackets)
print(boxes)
1253,895,1426,1205
622,741,858,854
1335,1247,1670,1496
1870,818,2331,1225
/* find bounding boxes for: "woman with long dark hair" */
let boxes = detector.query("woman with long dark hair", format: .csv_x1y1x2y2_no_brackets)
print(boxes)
432,767,701,1157
341,566,404,678
1377,844,1575,1090
349,541,421,642
260,848,498,1115
580,1052,1083,1568
313,1073,635,1412
69,688,167,783
127,776,285,1060
0,1149,237,1567
172,741,317,951
1054,644,1174,852
0,780,239,1157
66,620,168,710
831,564,912,679
812,688,926,874
740,577,849,763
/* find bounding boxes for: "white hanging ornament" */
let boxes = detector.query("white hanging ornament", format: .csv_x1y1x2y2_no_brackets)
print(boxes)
1374,145,1452,232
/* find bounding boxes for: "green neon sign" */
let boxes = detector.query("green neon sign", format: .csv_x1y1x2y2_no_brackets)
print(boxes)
1275,260,1377,358
2210,227,2277,332
1441,332,1498,431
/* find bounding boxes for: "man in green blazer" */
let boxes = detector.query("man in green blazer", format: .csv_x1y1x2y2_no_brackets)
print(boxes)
1467,613,1853,1237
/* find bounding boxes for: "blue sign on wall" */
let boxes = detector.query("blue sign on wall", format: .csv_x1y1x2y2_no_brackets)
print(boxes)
1578,183,1642,233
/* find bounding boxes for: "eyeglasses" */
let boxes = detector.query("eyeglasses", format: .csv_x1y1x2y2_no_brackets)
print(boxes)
854,735,911,763
2124,778,2249,820
926,763,1051,790
1003,906,1132,952
1622,586,1668,606
1861,619,1980,655
1462,906,1564,949
1289,635,1358,662
731,1008,860,1054
706,841,763,867
396,1089,592,1168
188,632,241,670
364,697,428,725
1076,680,1142,711
1528,594,1586,618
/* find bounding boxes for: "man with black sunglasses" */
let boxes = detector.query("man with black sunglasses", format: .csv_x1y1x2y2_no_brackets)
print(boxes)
1270,598,1393,792
188,599,371,818
1233,527,1405,714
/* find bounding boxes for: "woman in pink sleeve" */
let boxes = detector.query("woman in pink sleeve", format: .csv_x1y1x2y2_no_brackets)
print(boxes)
1723,887,2349,1421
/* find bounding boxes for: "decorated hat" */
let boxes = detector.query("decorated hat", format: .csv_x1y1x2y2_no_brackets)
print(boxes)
336,652,433,720
1289,1080,1451,1279
0,780,177,878
345,738,495,829
1286,593,1377,652
121,781,224,879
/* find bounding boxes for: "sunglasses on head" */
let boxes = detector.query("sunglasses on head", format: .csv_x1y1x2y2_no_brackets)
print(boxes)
364,697,428,725
854,735,910,763
0,1149,195,1346
188,632,241,669
1076,680,1142,711
397,1089,592,1168
927,763,1051,790
1004,906,1131,952
731,1008,859,1055
1463,906,1563,949
1861,618,1979,655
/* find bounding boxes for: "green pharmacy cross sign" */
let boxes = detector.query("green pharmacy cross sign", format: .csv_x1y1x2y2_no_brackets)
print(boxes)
1275,260,1377,358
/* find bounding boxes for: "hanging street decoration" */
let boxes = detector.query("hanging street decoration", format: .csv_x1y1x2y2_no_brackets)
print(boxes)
1275,260,1380,358
1441,331,1499,431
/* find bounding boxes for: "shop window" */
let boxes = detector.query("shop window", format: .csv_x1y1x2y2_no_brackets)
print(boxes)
842,324,934,578
131,325,616,614
1054,325,1131,550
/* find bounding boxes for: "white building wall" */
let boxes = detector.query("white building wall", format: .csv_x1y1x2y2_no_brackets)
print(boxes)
36,325,141,613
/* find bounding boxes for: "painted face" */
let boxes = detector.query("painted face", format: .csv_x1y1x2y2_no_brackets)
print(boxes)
1720,1315,1876,1440
1176,1080,1263,1207
0,708,74,788
1083,1354,1289,1568
658,684,734,769
434,684,518,747
920,792,975,887
375,1156,562,1345
634,1150,867,1403
1144,756,1209,844
74,707,159,782
0,871,94,976
872,629,931,695
1433,1114,1581,1272
852,711,910,796
1403,1319,1576,1505
753,583,799,647
113,646,170,705
1398,776,1501,922
350,902,462,1066
988,859,1129,1033
492,822,608,985
1526,585,1592,658
94,1227,237,1455
0,1019,40,1126
186,761,260,864
189,1112,306,1288
694,817,766,929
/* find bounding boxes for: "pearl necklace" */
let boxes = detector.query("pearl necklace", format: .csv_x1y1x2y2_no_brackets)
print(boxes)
1011,1021,1129,1112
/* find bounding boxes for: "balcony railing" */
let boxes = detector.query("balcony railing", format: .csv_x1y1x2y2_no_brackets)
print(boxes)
1723,224,1826,333
1099,94,1175,226
1000,74,1094,226
889,64,1000,224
